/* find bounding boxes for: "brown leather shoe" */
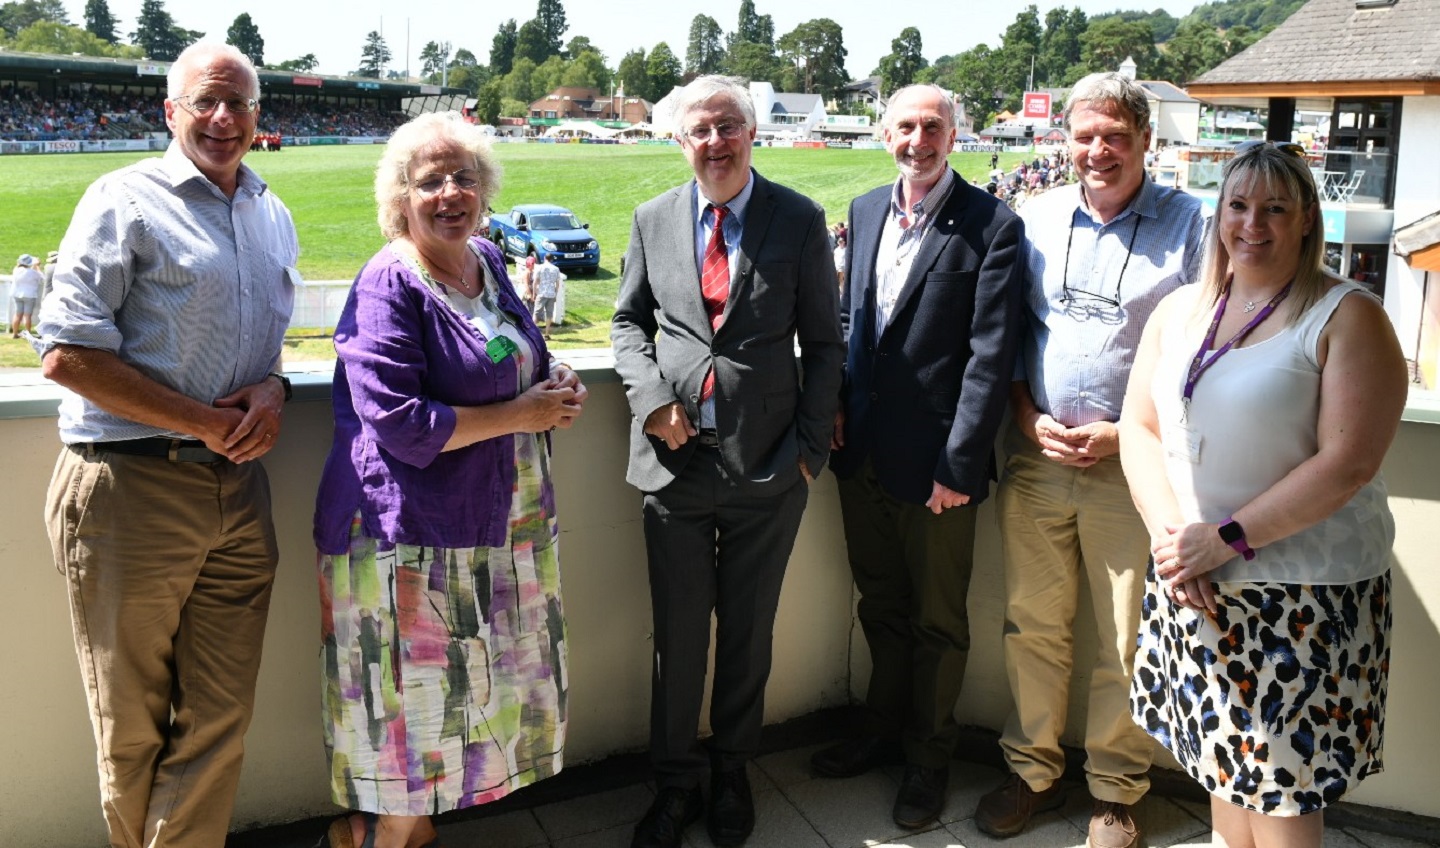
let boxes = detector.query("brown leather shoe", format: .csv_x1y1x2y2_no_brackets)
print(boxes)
974,772,1065,838
1088,800,1140,848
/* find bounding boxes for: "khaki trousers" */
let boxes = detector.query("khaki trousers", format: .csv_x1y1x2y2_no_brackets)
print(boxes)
46,446,277,848
995,425,1151,804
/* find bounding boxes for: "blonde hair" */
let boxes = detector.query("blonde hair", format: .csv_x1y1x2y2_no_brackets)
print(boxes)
374,112,502,240
1196,143,1329,324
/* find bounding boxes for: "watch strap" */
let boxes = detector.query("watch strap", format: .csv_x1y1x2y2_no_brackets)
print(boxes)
1218,516,1256,561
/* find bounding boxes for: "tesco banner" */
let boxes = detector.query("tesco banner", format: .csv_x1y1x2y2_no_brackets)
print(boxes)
45,140,80,153
1022,92,1052,122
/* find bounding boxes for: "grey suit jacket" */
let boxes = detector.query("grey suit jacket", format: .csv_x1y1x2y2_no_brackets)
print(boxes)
611,171,845,495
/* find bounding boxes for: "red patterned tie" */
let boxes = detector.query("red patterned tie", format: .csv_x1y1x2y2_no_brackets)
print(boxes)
700,204,730,401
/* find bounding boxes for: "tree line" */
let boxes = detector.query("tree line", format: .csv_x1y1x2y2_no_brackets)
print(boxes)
0,0,1302,129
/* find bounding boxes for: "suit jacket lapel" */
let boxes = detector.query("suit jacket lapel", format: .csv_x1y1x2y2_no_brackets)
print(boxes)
718,171,769,334
661,182,712,336
852,190,887,344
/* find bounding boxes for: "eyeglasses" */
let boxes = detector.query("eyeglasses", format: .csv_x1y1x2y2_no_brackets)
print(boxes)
1060,213,1143,310
1235,140,1306,158
408,169,480,196
175,93,259,116
683,122,746,142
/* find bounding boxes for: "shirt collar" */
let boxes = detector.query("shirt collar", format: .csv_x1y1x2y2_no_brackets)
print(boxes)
160,141,267,198
1076,175,1158,227
693,170,755,225
889,166,956,227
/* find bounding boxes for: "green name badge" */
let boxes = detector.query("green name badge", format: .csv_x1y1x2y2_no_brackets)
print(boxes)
485,335,519,363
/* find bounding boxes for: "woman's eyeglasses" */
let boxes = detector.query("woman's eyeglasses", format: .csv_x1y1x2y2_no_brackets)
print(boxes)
1235,140,1307,158
409,169,480,196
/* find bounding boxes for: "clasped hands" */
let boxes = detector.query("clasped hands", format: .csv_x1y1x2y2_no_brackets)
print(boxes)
1029,413,1118,467
517,365,588,432
1151,521,1237,614
204,377,287,463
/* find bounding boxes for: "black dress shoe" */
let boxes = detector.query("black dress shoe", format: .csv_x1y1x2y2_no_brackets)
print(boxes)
892,764,949,830
632,785,703,848
810,735,901,778
708,765,755,846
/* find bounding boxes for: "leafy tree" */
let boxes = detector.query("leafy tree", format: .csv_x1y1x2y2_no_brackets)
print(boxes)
130,0,196,61
563,35,595,60
879,27,926,97
1091,9,1178,43
562,49,611,91
732,0,773,48
1037,7,1086,87
475,81,504,124
535,0,567,56
616,48,650,100
420,40,451,79
226,13,264,67
1190,0,1303,30
997,5,1043,108
1155,18,1225,84
276,54,318,72
489,19,517,76
1079,16,1157,77
83,0,115,43
514,19,551,65
685,14,725,78
646,42,683,102
357,30,391,78
501,56,538,104
776,19,847,101
11,20,138,57
499,97,529,118
933,44,1003,130
445,50,490,96
532,54,566,98
0,0,67,37
724,40,782,86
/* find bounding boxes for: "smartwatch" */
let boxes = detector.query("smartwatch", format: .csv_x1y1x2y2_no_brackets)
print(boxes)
268,371,293,403
1217,517,1255,561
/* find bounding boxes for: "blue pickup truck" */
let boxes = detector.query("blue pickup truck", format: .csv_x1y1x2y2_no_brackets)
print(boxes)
487,204,600,275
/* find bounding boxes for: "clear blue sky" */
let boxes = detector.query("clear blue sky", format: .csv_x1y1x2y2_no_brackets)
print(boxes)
66,1,1204,82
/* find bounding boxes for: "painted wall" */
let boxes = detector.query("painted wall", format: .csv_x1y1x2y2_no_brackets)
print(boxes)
1,371,1438,846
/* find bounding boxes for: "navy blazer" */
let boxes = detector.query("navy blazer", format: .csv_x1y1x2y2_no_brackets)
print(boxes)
831,175,1025,506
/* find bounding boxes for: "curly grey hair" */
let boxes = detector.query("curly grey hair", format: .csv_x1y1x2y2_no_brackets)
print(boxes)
375,111,502,240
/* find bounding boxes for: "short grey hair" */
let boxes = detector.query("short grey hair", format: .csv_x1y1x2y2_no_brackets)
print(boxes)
167,42,259,100
885,84,956,129
375,111,501,240
672,75,755,133
1063,72,1150,133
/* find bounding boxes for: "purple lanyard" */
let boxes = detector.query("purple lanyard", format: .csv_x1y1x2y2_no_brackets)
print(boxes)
1182,279,1292,418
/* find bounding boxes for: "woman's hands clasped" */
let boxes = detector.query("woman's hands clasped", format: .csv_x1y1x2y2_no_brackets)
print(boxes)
1151,521,1237,615
516,365,588,432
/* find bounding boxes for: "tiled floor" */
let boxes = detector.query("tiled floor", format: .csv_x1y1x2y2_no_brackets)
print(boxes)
388,744,1433,848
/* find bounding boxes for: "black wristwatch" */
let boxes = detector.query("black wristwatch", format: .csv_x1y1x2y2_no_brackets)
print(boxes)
1218,517,1256,561
268,371,293,402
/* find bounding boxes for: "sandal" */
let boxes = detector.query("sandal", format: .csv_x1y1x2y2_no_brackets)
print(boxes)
323,812,378,848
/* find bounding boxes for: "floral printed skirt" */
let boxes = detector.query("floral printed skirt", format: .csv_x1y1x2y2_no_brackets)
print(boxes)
1130,569,1390,816
318,434,566,814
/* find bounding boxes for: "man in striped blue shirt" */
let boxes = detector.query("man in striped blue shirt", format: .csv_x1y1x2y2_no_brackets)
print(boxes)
36,42,298,848
975,73,1207,848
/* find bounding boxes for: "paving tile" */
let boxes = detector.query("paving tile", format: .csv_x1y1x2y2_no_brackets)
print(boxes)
1056,793,1209,847
784,769,914,848
942,762,1009,825
944,810,1088,848
862,826,967,847
533,783,656,841
756,742,832,788
1340,827,1440,848
554,820,640,848
683,788,828,848
437,809,547,847
1323,829,1371,848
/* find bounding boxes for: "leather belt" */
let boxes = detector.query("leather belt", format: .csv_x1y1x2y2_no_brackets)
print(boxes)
78,437,227,464
695,428,720,447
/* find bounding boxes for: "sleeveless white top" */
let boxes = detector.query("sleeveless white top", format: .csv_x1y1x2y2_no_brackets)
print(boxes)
1150,281,1393,584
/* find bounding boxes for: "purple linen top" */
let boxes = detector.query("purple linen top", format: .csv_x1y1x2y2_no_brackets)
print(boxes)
313,237,551,554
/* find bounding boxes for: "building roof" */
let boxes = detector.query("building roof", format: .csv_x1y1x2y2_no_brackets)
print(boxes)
1139,81,1198,103
1190,0,1440,95
771,93,823,115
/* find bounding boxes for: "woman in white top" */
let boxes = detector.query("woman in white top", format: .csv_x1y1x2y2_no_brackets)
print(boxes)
9,253,43,337
1119,142,1407,847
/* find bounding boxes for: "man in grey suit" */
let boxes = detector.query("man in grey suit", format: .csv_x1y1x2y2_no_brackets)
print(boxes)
612,75,844,848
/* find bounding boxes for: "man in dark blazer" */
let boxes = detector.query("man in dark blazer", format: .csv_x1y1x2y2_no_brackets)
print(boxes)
611,75,844,848
810,83,1025,830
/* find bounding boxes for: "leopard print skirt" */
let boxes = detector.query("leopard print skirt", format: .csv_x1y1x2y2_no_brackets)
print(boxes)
1130,568,1390,815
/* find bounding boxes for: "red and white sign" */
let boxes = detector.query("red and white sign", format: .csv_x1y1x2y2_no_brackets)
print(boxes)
1021,92,1052,122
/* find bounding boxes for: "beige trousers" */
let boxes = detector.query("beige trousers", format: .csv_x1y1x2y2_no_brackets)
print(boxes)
46,446,277,848
995,424,1152,804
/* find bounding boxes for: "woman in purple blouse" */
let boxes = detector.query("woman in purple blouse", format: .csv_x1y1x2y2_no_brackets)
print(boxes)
313,112,587,848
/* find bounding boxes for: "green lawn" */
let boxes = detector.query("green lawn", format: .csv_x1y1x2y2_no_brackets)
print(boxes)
2,142,1023,354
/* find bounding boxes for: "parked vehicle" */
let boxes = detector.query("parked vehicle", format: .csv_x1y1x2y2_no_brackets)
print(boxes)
487,204,600,274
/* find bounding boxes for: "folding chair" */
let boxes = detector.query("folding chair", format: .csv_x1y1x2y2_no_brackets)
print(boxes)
1330,170,1365,203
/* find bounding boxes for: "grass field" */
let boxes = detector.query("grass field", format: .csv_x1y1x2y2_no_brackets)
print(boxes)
1,142,1023,362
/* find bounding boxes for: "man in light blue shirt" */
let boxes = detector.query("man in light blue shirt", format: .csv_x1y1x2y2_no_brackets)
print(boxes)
37,42,297,848
975,73,1206,848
